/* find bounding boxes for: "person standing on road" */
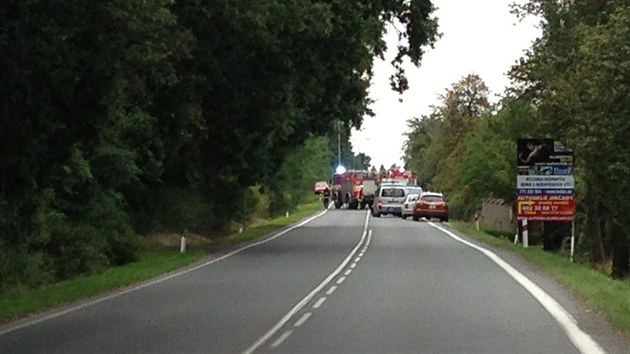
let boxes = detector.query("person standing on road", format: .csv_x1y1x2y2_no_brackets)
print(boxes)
322,187,331,209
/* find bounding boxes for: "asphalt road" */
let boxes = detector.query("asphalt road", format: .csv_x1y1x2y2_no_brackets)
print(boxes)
0,208,626,353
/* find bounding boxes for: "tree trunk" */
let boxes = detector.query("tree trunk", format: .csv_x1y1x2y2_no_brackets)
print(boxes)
586,201,605,263
542,222,569,251
610,221,629,279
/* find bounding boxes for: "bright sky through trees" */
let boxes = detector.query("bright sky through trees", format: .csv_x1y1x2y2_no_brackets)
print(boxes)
351,0,541,168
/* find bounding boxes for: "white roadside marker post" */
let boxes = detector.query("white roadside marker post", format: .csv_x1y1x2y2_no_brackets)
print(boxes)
180,229,187,254
522,218,529,248
570,220,575,262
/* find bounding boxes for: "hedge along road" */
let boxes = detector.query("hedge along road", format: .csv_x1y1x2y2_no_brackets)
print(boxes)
0,208,624,353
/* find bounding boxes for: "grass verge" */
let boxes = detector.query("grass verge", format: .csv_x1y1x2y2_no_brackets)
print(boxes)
448,221,630,338
208,199,322,246
0,250,205,323
0,199,323,324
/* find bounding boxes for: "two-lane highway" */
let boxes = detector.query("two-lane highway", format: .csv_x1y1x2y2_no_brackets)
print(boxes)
0,208,619,353
263,215,588,353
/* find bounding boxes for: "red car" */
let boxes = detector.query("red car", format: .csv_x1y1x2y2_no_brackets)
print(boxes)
413,192,449,222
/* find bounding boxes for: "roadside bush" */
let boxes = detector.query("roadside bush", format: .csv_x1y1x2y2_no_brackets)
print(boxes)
482,228,515,241
156,187,212,232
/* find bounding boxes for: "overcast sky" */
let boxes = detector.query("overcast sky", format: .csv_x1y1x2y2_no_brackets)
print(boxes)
349,0,541,169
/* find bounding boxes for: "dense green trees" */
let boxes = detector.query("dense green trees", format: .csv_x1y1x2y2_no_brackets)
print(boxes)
510,0,630,278
404,0,630,279
0,1,438,290
404,74,496,217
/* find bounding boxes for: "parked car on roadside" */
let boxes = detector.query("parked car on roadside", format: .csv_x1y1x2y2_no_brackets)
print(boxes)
413,192,449,222
401,193,420,219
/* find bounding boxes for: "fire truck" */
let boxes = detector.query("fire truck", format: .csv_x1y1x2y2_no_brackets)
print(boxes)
331,167,418,210
332,170,378,210
378,167,418,186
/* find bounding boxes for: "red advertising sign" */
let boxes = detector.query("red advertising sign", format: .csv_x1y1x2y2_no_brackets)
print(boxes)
517,195,575,221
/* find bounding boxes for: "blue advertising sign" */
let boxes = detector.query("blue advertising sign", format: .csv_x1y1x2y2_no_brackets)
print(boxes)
517,189,575,195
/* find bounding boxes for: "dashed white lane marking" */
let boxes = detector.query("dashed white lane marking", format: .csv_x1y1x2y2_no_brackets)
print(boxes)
313,297,327,309
428,222,606,354
326,286,337,295
344,269,352,276
350,263,357,269
242,211,371,354
294,313,312,327
270,331,292,348
354,257,361,262
336,277,346,285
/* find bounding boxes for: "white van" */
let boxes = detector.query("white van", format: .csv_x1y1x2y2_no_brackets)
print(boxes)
372,183,408,217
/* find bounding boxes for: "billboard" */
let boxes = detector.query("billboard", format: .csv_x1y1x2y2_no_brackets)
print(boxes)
516,138,575,221
516,195,575,221
517,139,574,166
516,175,575,189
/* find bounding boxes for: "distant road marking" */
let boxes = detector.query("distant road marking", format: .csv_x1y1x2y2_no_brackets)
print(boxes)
325,286,337,295
428,222,606,354
270,331,292,348
0,209,331,337
294,313,312,327
313,297,327,309
344,269,352,276
336,277,346,285
242,212,371,354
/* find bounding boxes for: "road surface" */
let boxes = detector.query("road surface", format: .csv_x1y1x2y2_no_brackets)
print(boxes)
0,208,625,353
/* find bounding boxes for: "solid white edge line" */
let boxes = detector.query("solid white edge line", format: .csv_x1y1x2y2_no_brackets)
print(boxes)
294,313,312,327
242,217,370,354
0,209,330,337
313,297,327,309
270,330,292,348
427,222,606,354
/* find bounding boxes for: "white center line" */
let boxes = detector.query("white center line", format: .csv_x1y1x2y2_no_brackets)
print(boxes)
313,297,327,309
326,286,337,295
336,276,346,285
294,313,312,327
270,331,292,348
243,218,372,354
344,269,352,276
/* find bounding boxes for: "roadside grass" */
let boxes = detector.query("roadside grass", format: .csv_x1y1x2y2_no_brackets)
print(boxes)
448,221,630,337
0,250,205,323
209,199,322,246
0,199,323,324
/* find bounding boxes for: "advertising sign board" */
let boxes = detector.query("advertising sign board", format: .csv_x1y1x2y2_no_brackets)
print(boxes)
516,195,575,221
517,139,574,166
516,175,575,189
516,138,575,222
